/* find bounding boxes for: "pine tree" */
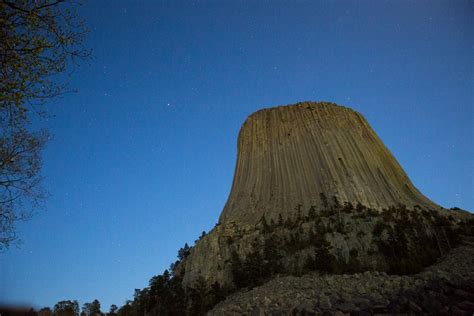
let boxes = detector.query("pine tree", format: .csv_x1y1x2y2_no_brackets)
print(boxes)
308,205,317,219
178,243,191,260
278,214,284,227
320,193,329,209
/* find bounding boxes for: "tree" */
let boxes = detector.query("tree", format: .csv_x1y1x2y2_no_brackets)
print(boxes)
0,128,48,247
263,234,282,275
38,307,53,316
261,214,270,233
82,303,92,316
53,300,79,316
177,242,191,260
116,301,132,316
1,0,89,112
308,205,317,219
90,300,101,315
0,0,89,250
278,213,284,226
108,305,118,316
305,233,335,274
82,300,101,316
320,193,329,209
186,276,208,315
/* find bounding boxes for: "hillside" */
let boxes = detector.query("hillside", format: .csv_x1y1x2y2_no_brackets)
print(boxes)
117,102,473,316
209,237,474,315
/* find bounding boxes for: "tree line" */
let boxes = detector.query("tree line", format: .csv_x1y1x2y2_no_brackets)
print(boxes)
1,299,113,316
4,198,471,316
109,197,472,316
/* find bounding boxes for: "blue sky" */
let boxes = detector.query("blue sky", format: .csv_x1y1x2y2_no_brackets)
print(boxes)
1,0,472,311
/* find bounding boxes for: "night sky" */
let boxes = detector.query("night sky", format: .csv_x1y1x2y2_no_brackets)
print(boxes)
1,0,472,311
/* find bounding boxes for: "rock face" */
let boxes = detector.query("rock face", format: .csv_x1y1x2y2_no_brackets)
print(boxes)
178,101,449,289
220,101,438,227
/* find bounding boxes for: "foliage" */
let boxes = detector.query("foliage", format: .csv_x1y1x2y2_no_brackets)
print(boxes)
38,307,53,316
115,301,132,316
373,206,466,275
319,193,329,209
0,0,89,114
304,232,336,274
0,0,89,250
112,243,228,316
263,233,283,275
82,300,101,316
108,305,118,316
116,270,225,316
236,200,468,281
53,300,79,316
35,201,471,316
230,237,281,290
177,243,191,260
0,127,48,248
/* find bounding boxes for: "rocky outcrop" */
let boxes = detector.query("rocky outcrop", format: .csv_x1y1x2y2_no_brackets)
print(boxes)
220,101,439,226
178,101,461,290
208,238,474,315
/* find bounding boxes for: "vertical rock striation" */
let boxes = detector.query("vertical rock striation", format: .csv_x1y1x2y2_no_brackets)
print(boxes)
179,101,445,288
219,101,438,227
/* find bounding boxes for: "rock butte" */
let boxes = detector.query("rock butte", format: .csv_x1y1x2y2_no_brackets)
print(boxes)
179,101,443,288
220,101,438,227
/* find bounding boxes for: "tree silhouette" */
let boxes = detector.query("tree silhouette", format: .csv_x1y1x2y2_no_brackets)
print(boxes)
178,243,191,260
108,305,118,316
53,300,79,316
0,0,89,250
